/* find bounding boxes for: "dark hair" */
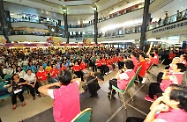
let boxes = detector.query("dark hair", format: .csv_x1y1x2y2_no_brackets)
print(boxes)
150,53,154,57
176,63,186,72
169,84,187,112
124,60,134,69
57,70,72,86
16,66,22,72
26,69,32,73
131,52,137,57
154,50,158,54
139,53,146,59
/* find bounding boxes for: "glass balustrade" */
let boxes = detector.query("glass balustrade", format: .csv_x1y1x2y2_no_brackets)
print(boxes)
148,9,187,30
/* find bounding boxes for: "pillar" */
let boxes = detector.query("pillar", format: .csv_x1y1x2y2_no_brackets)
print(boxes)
94,7,98,44
0,0,10,43
63,11,69,44
140,0,151,50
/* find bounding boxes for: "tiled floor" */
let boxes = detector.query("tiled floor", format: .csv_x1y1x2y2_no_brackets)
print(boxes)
0,66,161,122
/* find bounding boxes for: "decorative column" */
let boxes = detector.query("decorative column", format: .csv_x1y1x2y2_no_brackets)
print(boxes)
94,6,98,44
0,0,10,43
63,7,69,44
140,0,151,50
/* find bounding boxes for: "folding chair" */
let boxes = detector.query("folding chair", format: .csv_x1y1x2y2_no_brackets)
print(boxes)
135,66,142,83
110,75,136,109
4,75,12,81
71,108,92,122
0,82,10,101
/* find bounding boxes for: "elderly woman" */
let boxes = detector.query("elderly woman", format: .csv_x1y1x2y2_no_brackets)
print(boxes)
24,69,41,100
126,84,187,122
145,63,186,102
108,60,135,98
4,74,27,109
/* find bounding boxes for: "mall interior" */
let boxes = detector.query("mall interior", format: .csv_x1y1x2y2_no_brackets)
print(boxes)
0,0,187,122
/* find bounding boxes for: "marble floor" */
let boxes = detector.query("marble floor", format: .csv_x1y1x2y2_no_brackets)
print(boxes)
0,66,161,122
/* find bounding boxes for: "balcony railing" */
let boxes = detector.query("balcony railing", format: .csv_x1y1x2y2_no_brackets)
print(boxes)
148,9,187,31
87,2,144,26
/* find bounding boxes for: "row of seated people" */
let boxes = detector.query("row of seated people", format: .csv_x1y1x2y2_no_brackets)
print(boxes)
105,51,187,121
1,64,69,109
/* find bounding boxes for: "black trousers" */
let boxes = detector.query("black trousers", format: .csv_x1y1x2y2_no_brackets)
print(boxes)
26,82,40,97
118,61,124,69
92,64,97,72
97,66,105,76
126,117,144,122
103,65,109,73
138,75,143,82
109,79,118,94
74,71,84,81
12,91,24,105
148,83,163,99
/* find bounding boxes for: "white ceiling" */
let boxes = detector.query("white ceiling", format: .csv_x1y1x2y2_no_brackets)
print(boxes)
3,0,187,26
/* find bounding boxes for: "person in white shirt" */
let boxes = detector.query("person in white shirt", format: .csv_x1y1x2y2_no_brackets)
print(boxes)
6,66,13,75
24,69,41,100
16,66,26,81
22,58,28,66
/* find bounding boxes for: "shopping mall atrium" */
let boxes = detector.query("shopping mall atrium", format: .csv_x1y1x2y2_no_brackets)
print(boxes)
0,0,187,122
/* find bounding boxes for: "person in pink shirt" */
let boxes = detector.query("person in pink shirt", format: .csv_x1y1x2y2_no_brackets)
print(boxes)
180,54,187,66
130,52,138,72
144,63,186,102
38,70,81,122
126,84,187,122
108,60,135,98
153,50,159,65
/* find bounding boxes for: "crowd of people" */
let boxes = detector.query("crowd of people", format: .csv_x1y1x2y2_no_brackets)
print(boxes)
0,46,187,122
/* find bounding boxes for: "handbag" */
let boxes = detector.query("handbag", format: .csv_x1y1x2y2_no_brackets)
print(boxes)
8,86,12,93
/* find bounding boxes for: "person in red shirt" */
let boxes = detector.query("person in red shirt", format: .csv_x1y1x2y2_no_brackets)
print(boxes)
80,60,88,70
60,63,67,71
106,57,113,72
72,60,84,82
138,53,147,83
153,50,159,65
80,60,88,74
50,64,59,83
36,65,48,86
146,53,154,70
101,57,109,75
96,57,105,76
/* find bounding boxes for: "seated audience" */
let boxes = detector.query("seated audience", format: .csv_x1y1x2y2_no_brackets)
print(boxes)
130,52,138,72
180,54,187,66
24,69,41,99
4,74,26,109
72,60,84,82
153,50,159,66
145,63,186,102
137,53,147,82
16,66,25,81
126,84,187,122
50,64,59,83
108,60,135,98
36,65,48,86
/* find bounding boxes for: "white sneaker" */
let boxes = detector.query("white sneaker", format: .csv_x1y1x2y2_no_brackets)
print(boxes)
142,78,147,84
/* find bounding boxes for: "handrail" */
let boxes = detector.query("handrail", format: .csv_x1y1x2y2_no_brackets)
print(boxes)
148,9,187,31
